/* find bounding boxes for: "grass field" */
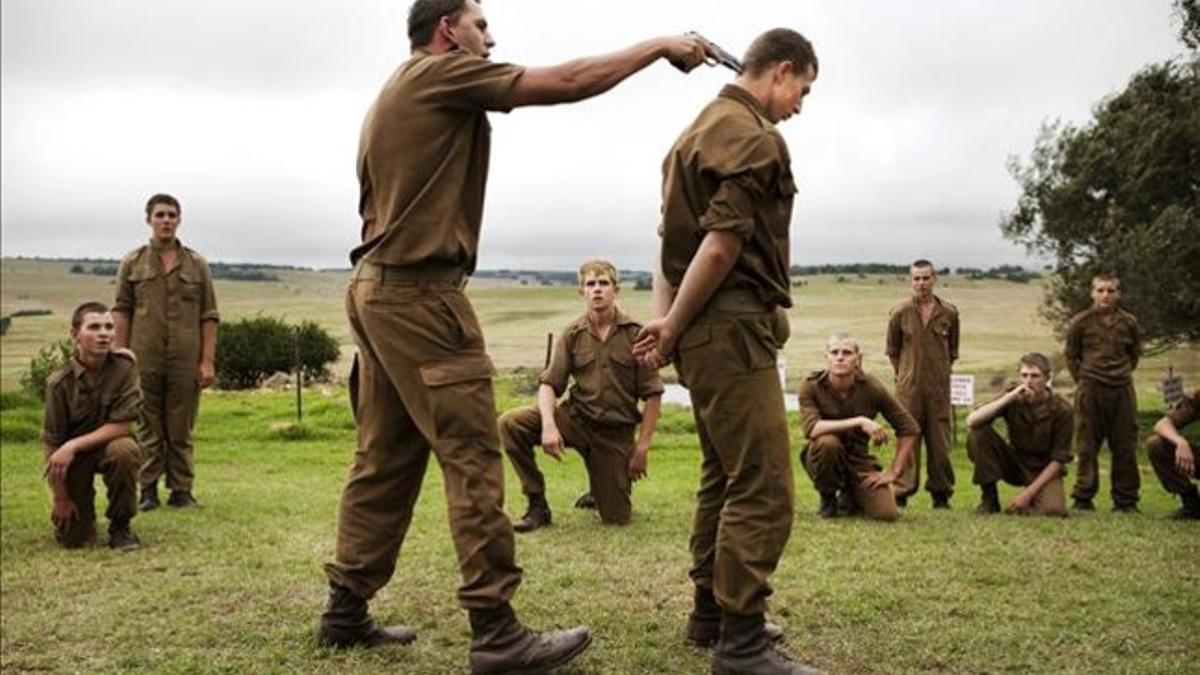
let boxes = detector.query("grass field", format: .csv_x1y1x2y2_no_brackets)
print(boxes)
1,376,1197,674
2,258,1198,673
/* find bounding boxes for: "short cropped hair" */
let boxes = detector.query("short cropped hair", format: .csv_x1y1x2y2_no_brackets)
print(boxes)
145,193,181,217
911,259,935,272
578,259,619,288
1092,272,1121,289
743,28,819,78
1017,352,1052,377
409,0,470,48
71,301,109,331
826,332,861,354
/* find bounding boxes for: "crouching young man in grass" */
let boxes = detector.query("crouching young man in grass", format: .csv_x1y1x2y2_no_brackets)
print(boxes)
41,302,144,550
965,353,1072,517
1146,388,1200,520
500,259,663,531
799,334,919,521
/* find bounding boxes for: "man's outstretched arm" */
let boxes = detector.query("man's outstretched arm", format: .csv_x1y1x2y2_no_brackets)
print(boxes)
509,36,706,107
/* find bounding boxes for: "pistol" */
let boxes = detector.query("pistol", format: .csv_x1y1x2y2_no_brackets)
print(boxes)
686,31,744,75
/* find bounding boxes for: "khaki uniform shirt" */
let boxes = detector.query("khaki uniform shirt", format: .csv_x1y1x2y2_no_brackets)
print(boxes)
1064,306,1142,386
659,84,797,310
994,386,1074,474
351,50,526,270
1165,389,1199,429
886,295,960,400
42,350,142,448
799,370,920,452
540,310,664,426
114,239,220,375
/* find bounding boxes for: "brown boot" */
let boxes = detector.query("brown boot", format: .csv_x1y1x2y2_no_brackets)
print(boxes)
513,495,552,534
712,612,823,675
468,603,591,675
687,586,783,647
316,584,416,649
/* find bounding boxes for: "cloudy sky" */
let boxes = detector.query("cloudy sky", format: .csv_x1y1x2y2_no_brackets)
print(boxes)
0,1,1187,270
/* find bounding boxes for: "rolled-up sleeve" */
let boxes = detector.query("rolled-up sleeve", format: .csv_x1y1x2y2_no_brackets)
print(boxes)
114,258,136,314
798,381,822,438
107,366,143,424
199,261,220,323
41,383,68,448
538,332,571,397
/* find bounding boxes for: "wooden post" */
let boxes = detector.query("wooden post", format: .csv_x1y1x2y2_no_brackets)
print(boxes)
294,327,303,424
545,332,553,368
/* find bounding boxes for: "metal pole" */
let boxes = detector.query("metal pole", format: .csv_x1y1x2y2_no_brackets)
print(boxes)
294,327,303,423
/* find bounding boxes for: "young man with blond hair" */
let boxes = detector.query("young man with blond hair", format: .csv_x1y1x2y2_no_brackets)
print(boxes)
966,353,1073,517
799,334,920,522
500,259,663,531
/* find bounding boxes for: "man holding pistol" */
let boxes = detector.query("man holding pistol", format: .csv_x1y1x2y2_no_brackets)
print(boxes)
318,1,710,672
637,28,823,675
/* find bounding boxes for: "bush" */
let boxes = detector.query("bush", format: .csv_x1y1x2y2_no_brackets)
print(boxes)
0,315,10,335
216,317,340,390
21,339,75,401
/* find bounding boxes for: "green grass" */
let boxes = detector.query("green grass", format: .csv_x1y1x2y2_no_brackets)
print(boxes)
2,376,1197,674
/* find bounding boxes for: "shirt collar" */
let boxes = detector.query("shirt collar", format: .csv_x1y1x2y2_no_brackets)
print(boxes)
149,237,181,253
718,84,771,124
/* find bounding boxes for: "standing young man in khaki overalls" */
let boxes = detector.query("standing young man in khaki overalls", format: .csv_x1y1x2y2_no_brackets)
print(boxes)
636,28,823,675
114,193,219,511
886,260,959,509
317,2,710,672
1066,273,1142,512
500,259,663,532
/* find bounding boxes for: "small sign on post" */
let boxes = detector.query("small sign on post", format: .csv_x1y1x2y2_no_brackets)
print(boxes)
1161,367,1184,409
949,374,975,444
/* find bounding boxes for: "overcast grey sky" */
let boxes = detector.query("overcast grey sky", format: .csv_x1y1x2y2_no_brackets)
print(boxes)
0,1,1186,270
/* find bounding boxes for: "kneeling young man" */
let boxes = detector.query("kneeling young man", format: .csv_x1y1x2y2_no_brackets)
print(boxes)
966,353,1072,517
500,259,663,531
1146,388,1200,519
42,302,144,550
800,334,919,521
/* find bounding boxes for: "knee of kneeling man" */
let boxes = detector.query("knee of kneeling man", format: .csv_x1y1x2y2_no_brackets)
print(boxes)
1145,435,1170,458
106,437,141,465
808,434,845,455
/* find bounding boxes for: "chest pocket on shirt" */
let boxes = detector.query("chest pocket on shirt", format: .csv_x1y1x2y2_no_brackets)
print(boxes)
572,344,597,373
127,267,157,317
178,269,203,303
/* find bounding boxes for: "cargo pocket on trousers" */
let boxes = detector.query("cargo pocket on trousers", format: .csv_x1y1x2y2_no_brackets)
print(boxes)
734,317,777,372
419,353,499,442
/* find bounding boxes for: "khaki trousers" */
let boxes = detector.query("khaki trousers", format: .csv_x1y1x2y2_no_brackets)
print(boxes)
138,368,200,492
1070,379,1140,507
1147,435,1197,495
893,390,955,498
967,426,1067,516
802,435,899,522
324,275,521,609
57,437,140,547
499,404,635,524
676,299,794,616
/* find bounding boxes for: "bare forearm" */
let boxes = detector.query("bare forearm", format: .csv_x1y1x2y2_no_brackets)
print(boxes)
1024,461,1063,496
1154,418,1188,446
513,39,669,106
891,435,917,474
663,231,742,335
651,258,673,320
966,394,1014,429
200,319,218,366
810,418,866,439
113,311,131,349
65,422,131,456
636,396,662,448
537,384,559,430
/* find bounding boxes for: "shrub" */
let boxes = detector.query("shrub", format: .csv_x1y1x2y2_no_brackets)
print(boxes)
21,339,75,401
0,315,10,335
216,317,340,390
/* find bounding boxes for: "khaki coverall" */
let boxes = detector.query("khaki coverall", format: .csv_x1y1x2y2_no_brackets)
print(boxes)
115,239,219,493
967,388,1074,517
324,50,527,609
799,370,921,521
887,296,959,499
1065,306,1142,508
1147,389,1199,496
661,84,798,616
41,351,143,547
500,311,663,524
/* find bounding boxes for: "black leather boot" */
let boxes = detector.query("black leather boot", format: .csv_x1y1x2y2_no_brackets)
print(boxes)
316,584,416,649
687,586,783,647
513,494,552,533
975,483,1000,514
815,493,837,519
712,612,822,675
468,603,591,675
